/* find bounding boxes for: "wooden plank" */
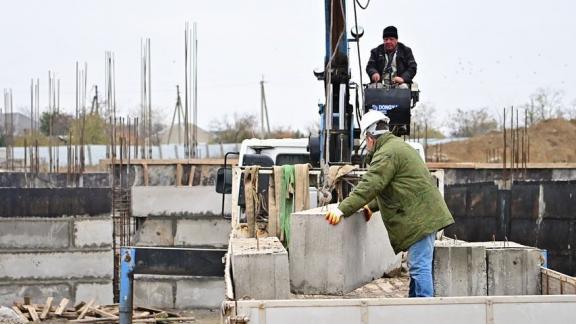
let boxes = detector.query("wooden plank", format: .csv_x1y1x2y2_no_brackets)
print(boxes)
188,165,196,186
143,163,149,186
175,163,183,186
104,158,237,166
40,297,54,319
59,312,82,319
71,318,122,323
88,306,118,319
24,305,40,322
77,299,95,320
135,306,180,318
55,298,70,315
137,317,194,322
74,301,86,311
11,306,29,322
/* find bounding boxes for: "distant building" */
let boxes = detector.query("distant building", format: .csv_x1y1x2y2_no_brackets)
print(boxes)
0,112,33,136
159,123,215,144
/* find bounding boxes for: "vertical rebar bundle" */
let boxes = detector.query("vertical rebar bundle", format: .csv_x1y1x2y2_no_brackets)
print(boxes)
500,106,530,181
2,89,14,170
192,22,198,158
140,39,153,159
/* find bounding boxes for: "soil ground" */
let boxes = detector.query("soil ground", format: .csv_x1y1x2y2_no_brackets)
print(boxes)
429,119,576,163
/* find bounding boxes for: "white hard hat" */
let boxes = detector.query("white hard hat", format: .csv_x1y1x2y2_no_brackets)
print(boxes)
360,110,390,138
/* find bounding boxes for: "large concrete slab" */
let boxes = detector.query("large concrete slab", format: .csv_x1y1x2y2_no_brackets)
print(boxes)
0,219,69,249
0,188,111,217
231,237,290,300
434,245,487,296
289,206,400,295
134,276,174,309
487,248,543,295
133,219,175,246
74,217,113,248
132,186,231,217
75,282,114,305
434,240,544,296
0,251,113,280
174,218,231,248
0,283,71,306
175,277,225,309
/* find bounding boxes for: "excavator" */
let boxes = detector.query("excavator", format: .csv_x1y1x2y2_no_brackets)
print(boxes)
216,0,424,209
216,0,422,222
308,0,420,168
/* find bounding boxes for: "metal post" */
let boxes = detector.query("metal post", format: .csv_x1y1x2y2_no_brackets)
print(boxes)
119,247,135,324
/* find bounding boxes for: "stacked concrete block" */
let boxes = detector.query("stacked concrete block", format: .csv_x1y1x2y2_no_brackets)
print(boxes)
130,186,231,308
434,241,544,297
132,186,231,217
0,215,114,305
133,275,226,309
487,248,542,295
133,216,231,249
433,245,487,296
289,206,400,295
231,237,290,300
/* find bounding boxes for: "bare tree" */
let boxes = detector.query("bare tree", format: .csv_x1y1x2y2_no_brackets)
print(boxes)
446,107,497,137
412,103,445,138
210,113,258,143
526,88,565,123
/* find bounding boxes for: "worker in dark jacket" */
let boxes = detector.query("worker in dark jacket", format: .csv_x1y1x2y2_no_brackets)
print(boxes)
366,26,417,89
325,110,454,297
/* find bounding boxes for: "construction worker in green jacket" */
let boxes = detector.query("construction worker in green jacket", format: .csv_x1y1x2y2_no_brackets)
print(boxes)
325,110,454,297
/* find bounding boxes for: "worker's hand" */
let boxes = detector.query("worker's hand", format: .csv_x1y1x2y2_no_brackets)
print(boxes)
362,205,372,222
325,208,344,225
371,73,381,83
392,76,404,84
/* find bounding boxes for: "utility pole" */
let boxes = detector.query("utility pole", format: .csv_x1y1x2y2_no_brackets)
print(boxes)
91,85,100,115
167,85,185,145
260,75,271,139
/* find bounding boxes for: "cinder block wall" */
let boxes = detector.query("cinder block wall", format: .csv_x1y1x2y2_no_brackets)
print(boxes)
131,186,231,309
0,215,114,305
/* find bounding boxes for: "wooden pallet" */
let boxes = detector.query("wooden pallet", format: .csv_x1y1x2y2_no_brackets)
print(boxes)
11,297,194,323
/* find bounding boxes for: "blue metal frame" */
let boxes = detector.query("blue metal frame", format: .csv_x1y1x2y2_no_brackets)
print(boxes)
119,247,136,324
118,246,226,324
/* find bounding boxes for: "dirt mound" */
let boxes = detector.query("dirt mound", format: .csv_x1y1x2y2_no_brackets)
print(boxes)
434,119,576,163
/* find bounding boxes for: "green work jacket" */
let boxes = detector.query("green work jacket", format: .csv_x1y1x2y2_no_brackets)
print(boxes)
338,132,454,253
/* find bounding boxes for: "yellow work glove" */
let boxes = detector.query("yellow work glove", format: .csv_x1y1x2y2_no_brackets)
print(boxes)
325,208,344,225
362,205,372,222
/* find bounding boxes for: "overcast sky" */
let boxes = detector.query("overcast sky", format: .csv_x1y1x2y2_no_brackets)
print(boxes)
1,0,574,131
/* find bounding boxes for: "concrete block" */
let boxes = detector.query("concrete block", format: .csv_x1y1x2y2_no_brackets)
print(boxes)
289,206,399,295
75,282,114,305
434,240,544,296
0,251,113,280
175,277,225,309
133,219,174,246
231,237,290,300
134,276,174,308
487,248,542,295
132,186,230,217
433,245,487,296
0,283,71,306
74,218,113,248
0,219,69,249
174,218,231,248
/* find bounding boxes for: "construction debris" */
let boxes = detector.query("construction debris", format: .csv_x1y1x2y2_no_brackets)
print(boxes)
5,297,194,323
